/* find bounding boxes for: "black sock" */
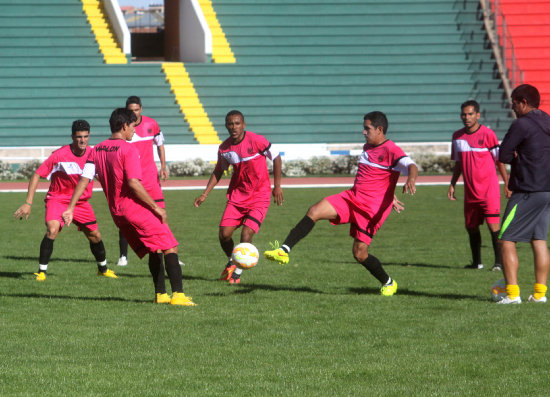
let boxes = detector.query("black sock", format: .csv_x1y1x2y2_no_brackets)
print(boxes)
119,230,128,257
468,230,482,265
165,253,183,293
220,238,234,258
148,253,166,294
282,215,316,252
491,230,501,264
361,254,390,285
38,236,54,270
90,241,106,262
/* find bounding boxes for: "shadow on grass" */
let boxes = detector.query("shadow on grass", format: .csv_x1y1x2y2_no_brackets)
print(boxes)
0,271,33,279
385,262,457,270
4,255,91,264
0,292,150,304
230,282,324,294
348,287,487,301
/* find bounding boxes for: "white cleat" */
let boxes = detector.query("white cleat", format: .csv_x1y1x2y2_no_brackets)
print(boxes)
528,295,547,303
496,295,522,304
117,256,128,267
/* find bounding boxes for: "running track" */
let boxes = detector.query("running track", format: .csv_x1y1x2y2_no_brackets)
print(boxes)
0,175,454,193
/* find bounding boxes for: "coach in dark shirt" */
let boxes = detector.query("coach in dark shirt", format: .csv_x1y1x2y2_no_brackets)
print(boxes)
497,84,550,304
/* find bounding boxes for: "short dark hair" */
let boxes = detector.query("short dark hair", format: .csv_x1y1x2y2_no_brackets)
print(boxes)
109,108,137,133
511,84,540,109
126,95,142,107
72,119,90,135
225,110,244,123
461,100,480,113
364,111,388,134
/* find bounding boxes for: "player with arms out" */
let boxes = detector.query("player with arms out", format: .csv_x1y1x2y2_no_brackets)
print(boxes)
194,110,283,284
264,111,417,296
13,120,117,281
63,109,195,306
117,95,170,267
448,100,510,271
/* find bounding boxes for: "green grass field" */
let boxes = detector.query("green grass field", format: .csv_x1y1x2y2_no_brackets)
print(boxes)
1,186,549,396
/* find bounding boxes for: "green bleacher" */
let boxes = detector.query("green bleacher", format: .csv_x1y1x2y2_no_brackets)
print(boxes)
0,0,194,147
185,0,514,143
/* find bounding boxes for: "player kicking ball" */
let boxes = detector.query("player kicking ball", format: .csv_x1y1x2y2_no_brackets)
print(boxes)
264,111,417,296
13,120,117,281
63,109,194,306
194,110,283,284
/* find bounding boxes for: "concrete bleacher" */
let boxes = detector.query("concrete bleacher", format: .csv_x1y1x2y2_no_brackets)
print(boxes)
185,0,514,143
0,0,194,148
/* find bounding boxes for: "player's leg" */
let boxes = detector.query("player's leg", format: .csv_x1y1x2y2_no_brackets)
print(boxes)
148,252,170,303
530,240,549,302
36,220,61,280
163,247,195,306
464,202,484,269
499,240,521,302
219,225,238,280
487,222,502,271
117,230,129,266
82,228,116,278
227,225,257,284
265,198,338,264
353,239,396,296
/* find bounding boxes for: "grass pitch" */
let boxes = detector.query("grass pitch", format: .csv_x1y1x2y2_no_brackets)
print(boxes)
1,186,549,396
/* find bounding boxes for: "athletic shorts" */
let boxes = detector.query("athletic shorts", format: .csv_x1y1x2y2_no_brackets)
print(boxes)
464,198,500,229
144,182,165,209
326,189,393,245
114,201,178,259
45,199,98,232
499,191,550,243
220,200,270,234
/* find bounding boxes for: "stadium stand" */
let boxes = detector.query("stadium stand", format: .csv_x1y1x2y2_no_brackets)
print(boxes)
492,0,550,113
0,0,194,147
185,0,514,143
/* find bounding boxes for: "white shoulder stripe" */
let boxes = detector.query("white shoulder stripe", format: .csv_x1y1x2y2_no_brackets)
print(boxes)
221,151,261,165
47,162,83,180
454,139,490,153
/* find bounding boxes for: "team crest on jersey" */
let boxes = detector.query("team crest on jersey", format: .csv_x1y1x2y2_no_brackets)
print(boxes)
478,139,484,145
248,147,254,155
378,155,384,162
148,128,153,134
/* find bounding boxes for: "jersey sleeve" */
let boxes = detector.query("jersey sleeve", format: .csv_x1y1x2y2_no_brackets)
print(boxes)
263,143,280,160
214,149,229,173
486,128,500,161
153,130,165,146
35,154,55,179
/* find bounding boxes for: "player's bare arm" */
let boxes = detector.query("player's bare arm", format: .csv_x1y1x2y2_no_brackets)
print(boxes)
127,178,167,223
272,155,284,206
496,161,512,199
14,172,41,220
157,144,168,181
448,161,462,200
194,168,223,207
403,164,418,195
62,176,92,226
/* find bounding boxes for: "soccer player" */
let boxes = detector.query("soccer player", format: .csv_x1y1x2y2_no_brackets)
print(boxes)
13,120,117,281
447,100,510,271
63,109,195,306
116,95,170,267
497,84,550,304
264,111,417,296
193,110,283,284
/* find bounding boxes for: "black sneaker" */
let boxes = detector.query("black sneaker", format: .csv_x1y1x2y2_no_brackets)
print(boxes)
491,264,502,272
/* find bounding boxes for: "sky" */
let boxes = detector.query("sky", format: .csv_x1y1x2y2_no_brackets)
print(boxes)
117,0,162,7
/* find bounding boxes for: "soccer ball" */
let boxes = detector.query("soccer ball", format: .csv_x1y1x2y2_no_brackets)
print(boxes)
491,278,507,302
231,243,259,270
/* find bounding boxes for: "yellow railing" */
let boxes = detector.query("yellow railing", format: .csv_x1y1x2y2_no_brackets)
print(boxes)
162,63,221,144
82,0,127,64
198,0,236,63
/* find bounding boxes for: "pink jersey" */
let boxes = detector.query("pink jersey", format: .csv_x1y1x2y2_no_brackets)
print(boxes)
451,125,500,203
36,144,93,202
352,139,413,214
215,131,277,206
129,115,163,193
82,138,142,217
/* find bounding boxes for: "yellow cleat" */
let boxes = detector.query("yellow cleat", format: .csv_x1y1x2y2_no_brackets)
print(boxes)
170,292,196,306
34,272,46,281
264,241,289,265
155,293,171,304
380,280,398,296
98,269,118,278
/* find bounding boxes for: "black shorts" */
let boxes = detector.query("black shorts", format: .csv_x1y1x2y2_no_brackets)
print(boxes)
499,191,550,242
